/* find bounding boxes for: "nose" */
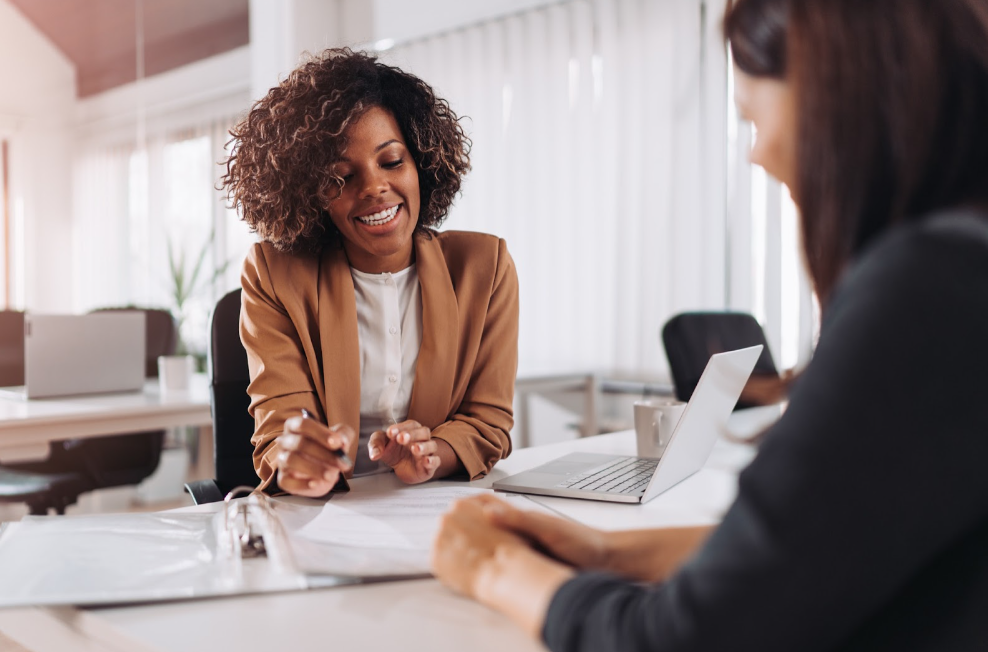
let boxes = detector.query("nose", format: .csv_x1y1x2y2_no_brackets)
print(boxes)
359,168,388,198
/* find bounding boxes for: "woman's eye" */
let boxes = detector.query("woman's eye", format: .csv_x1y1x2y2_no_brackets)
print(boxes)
382,159,403,169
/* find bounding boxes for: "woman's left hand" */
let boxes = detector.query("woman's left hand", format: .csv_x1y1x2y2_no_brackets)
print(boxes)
369,419,447,484
432,496,575,637
432,495,530,598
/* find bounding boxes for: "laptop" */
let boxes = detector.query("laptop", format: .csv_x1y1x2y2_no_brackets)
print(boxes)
493,345,763,504
0,313,146,399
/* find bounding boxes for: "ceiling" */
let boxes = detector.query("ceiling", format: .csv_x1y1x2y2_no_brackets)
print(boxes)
8,0,249,98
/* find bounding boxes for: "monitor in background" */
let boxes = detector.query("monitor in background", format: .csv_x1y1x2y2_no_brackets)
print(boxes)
0,313,146,399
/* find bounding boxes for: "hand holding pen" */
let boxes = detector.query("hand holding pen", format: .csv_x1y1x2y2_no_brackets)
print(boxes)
275,408,353,498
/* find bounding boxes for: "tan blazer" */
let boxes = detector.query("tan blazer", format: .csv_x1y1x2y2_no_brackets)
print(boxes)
240,230,518,490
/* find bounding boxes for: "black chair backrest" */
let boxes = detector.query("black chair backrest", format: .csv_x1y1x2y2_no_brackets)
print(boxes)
662,311,778,407
210,289,260,492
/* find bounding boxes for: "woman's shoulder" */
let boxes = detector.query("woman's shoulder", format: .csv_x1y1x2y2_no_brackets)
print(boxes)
423,231,516,288
848,209,988,285
243,240,322,281
429,230,514,274
433,230,508,254
872,208,988,261
829,207,988,330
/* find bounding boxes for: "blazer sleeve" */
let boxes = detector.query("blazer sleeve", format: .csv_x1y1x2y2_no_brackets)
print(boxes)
431,239,519,479
239,244,323,492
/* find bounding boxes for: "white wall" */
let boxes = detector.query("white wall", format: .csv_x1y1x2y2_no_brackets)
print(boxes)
0,0,76,311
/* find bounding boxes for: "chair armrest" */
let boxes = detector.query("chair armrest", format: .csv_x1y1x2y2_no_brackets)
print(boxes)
184,479,224,505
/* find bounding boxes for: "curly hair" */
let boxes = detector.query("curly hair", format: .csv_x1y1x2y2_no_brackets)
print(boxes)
222,48,472,253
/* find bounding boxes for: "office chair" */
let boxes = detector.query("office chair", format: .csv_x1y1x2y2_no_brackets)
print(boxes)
60,308,178,488
662,311,781,410
185,289,260,504
0,308,177,515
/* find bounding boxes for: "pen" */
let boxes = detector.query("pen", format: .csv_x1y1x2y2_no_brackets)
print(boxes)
300,408,353,468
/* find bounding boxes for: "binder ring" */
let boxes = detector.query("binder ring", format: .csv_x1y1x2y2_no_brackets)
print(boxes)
222,486,269,558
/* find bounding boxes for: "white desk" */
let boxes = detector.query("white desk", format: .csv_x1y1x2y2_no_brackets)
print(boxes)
0,374,212,464
0,407,781,652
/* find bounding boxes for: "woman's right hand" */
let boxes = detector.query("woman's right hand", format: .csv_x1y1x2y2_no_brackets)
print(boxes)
275,416,353,497
476,495,612,572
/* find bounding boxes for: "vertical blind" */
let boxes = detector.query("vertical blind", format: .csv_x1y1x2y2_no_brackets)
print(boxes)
386,0,737,377
69,0,816,377
72,116,251,356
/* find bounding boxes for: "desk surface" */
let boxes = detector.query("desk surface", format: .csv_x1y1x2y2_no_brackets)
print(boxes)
0,407,781,652
0,374,212,463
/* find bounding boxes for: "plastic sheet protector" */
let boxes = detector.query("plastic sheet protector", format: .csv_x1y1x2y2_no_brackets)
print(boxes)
0,486,553,607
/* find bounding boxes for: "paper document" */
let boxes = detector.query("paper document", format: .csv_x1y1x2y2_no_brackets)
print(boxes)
275,486,553,578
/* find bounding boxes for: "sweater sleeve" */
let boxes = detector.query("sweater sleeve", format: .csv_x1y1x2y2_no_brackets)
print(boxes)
543,217,988,652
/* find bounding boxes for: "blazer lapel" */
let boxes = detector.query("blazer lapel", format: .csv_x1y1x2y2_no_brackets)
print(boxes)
408,234,458,428
318,245,361,467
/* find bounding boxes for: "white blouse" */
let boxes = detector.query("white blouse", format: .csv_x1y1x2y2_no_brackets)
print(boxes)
349,265,423,476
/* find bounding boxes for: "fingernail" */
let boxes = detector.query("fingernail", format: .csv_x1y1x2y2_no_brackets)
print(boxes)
413,444,421,454
323,469,337,481
287,417,303,430
281,434,300,449
308,480,319,489
400,433,409,444
277,451,288,464
388,426,398,436
369,446,379,459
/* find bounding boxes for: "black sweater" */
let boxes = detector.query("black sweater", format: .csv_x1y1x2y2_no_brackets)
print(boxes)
543,211,988,652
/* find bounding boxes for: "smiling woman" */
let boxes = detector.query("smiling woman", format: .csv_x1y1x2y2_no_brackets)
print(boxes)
222,48,519,497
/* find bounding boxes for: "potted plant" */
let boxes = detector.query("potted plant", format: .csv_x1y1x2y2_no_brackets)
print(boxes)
165,229,232,373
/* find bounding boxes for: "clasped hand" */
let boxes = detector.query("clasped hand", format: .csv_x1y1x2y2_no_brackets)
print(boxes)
368,419,443,484
276,417,442,496
432,494,605,599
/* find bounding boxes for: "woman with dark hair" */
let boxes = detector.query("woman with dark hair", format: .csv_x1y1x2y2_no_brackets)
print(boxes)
431,0,988,649
223,48,518,495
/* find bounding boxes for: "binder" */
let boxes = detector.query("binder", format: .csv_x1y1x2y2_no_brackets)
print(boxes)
0,486,437,609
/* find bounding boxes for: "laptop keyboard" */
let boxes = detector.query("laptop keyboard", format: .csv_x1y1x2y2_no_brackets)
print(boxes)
556,457,659,495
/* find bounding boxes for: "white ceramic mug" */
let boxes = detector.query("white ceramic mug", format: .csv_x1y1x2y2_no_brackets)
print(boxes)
633,398,687,459
158,354,194,394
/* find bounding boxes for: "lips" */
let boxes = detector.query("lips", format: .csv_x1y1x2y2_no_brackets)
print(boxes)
355,204,401,226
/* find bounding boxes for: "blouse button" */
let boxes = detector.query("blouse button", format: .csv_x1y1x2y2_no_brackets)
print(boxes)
389,326,398,335
389,374,398,383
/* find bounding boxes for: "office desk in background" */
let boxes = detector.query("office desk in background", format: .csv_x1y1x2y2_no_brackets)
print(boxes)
0,374,212,464
0,406,781,652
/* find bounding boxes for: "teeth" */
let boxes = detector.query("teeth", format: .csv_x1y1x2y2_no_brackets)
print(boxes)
357,205,400,225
